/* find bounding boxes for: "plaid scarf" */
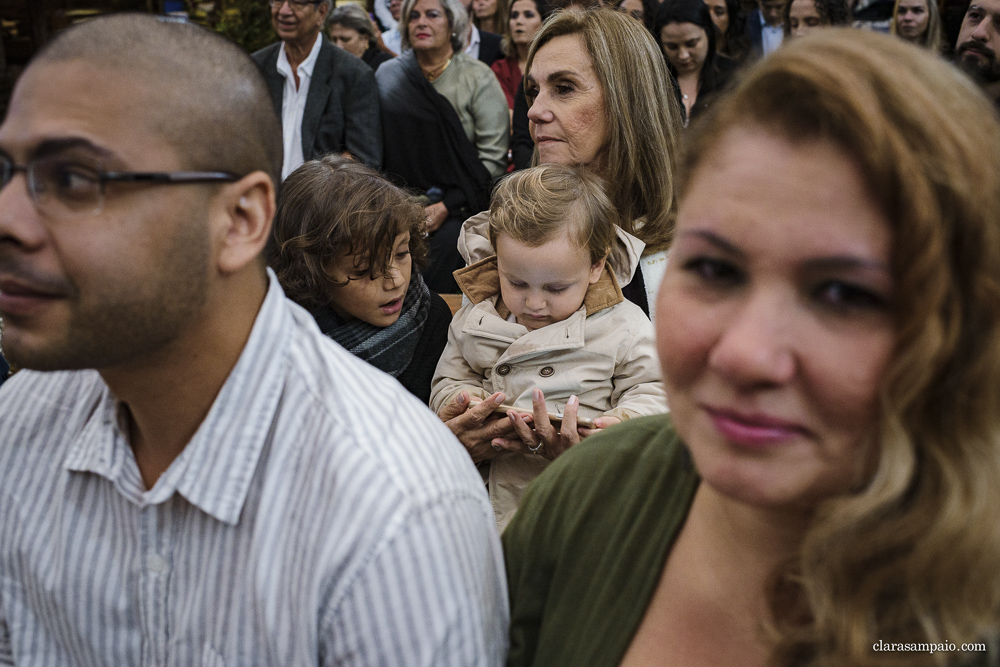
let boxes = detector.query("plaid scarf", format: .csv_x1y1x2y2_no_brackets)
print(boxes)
311,272,432,378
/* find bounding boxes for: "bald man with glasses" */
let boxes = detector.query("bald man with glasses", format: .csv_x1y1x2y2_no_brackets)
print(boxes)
0,14,506,667
254,0,383,177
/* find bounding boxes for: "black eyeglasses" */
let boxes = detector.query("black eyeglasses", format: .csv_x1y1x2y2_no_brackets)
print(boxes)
268,0,322,8
0,153,240,218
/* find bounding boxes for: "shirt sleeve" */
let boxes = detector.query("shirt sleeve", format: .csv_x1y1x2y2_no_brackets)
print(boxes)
429,303,491,415
469,68,511,180
0,611,13,665
606,310,668,421
319,495,509,666
342,62,384,169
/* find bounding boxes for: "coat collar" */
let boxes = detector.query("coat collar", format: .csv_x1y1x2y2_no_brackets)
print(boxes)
454,255,624,320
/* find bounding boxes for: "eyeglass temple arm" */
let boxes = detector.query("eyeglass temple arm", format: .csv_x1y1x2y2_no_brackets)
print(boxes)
100,171,239,184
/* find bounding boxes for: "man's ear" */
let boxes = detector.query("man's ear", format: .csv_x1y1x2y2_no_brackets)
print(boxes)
589,256,606,284
211,171,276,276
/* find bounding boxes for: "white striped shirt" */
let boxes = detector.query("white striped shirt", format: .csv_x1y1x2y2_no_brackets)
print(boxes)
0,270,508,666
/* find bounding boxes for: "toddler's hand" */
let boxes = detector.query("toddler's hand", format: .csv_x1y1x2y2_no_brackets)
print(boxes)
577,416,622,439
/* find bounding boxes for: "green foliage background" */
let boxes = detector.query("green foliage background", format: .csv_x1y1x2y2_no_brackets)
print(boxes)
210,0,278,53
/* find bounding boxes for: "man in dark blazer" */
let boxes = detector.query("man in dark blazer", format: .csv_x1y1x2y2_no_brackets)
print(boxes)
473,28,504,66
458,0,504,65
746,0,786,58
254,0,382,177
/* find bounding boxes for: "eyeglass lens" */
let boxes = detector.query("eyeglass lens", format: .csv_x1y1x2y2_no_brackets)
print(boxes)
1,153,105,217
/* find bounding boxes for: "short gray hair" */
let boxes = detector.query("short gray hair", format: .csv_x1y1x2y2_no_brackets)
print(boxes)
399,0,468,52
328,3,376,44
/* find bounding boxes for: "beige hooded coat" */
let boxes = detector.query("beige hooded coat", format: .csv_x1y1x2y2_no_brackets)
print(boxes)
429,254,667,532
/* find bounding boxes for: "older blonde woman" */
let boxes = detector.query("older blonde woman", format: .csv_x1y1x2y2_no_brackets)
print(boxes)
504,29,1000,666
442,7,683,462
376,0,509,294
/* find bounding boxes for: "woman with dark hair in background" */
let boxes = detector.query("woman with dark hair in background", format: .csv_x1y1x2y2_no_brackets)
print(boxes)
327,3,395,71
268,156,452,404
705,0,750,61
473,0,503,34
891,0,943,50
616,0,659,35
784,0,851,38
377,0,509,293
492,0,551,110
655,0,738,124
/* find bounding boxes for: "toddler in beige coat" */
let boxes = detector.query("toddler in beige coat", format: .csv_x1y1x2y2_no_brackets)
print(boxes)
430,165,667,532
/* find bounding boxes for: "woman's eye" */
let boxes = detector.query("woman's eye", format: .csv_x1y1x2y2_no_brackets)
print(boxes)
524,10,536,16
524,85,538,102
554,83,574,95
683,257,742,285
395,250,410,261
814,281,887,312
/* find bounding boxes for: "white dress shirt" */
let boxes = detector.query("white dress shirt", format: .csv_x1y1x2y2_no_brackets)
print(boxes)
0,270,509,666
277,34,323,180
760,12,784,55
465,24,482,60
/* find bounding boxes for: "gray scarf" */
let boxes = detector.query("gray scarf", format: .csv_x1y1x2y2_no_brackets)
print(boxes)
311,272,432,378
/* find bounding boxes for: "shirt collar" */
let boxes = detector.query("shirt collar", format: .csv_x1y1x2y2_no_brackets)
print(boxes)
277,32,323,80
465,25,481,55
65,270,294,525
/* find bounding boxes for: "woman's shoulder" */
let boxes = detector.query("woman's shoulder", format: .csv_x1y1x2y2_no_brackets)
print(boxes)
451,51,502,82
506,416,694,540
363,47,394,71
503,416,698,666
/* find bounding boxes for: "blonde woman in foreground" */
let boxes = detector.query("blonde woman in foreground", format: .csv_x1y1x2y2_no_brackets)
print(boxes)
503,29,1000,667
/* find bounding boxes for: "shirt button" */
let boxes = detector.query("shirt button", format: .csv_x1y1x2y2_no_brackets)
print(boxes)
539,366,554,377
496,364,511,376
147,554,169,574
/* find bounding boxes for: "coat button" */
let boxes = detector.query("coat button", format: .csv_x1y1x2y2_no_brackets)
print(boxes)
496,364,511,376
539,366,554,377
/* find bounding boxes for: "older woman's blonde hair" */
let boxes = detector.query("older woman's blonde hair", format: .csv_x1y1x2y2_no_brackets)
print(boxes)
400,0,468,52
890,0,943,52
524,8,683,253
684,29,1000,666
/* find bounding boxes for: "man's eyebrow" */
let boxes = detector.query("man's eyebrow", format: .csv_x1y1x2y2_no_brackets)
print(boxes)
31,138,115,161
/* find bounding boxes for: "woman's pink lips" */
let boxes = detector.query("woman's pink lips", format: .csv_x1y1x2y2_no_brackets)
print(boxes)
705,406,806,448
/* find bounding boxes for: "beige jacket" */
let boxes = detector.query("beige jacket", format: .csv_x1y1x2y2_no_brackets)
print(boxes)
430,256,667,532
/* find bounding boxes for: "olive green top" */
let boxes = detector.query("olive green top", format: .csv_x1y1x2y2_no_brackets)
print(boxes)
502,415,699,667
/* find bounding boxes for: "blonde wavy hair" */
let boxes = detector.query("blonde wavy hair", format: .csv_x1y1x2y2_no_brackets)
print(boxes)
683,29,1000,666
488,165,618,264
889,0,943,52
524,8,683,253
